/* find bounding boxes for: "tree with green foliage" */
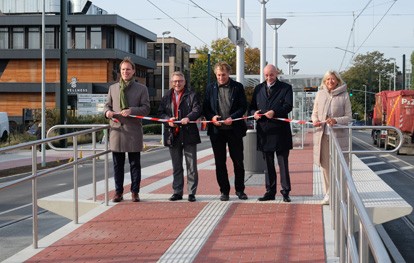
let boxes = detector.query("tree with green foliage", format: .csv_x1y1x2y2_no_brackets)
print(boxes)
341,51,397,120
189,38,261,102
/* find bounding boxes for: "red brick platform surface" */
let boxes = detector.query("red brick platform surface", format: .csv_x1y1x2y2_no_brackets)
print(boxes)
12,134,327,263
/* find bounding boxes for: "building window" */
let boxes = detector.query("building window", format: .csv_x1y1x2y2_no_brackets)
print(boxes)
67,27,72,49
28,27,40,49
75,27,86,49
136,38,147,57
90,26,101,49
105,27,114,49
154,44,161,63
12,27,24,49
0,27,9,49
45,27,55,49
128,34,135,53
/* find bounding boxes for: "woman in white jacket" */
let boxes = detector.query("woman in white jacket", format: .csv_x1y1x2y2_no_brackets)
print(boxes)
312,70,352,205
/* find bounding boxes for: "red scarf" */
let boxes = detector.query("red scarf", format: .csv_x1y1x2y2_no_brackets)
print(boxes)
172,89,184,135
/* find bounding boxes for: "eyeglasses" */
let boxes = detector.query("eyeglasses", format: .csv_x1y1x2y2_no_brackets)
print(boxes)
171,79,184,83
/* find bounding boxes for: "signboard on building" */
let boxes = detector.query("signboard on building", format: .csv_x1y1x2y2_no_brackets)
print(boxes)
77,94,107,116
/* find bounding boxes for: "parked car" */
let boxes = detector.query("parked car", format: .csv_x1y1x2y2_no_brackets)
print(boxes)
0,112,10,142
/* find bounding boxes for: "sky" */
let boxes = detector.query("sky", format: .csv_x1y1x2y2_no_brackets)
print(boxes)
93,0,413,75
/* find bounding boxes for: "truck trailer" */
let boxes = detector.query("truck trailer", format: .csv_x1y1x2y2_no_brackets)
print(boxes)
371,90,414,155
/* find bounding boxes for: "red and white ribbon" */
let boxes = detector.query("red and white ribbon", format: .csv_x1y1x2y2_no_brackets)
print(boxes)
111,114,318,126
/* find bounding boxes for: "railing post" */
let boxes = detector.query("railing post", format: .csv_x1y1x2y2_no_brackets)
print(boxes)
105,128,109,206
73,136,79,224
32,145,39,249
92,131,97,202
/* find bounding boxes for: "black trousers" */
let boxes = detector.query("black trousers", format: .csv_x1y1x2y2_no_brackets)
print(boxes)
112,152,141,195
210,129,245,195
263,150,291,196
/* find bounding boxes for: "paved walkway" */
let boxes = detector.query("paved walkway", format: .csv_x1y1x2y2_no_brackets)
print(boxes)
2,133,337,263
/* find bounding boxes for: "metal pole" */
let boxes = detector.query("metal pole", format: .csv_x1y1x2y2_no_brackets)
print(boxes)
41,0,46,166
379,73,381,92
259,0,268,82
273,28,277,67
161,31,170,145
236,0,245,84
161,35,165,145
393,61,396,91
60,0,68,148
363,85,367,125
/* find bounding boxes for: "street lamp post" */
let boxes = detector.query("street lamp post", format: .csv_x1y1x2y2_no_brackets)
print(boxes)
258,0,269,82
161,30,170,145
266,18,286,68
289,60,297,75
282,54,296,75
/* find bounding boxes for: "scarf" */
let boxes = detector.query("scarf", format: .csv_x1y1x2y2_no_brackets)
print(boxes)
172,89,184,135
119,79,130,110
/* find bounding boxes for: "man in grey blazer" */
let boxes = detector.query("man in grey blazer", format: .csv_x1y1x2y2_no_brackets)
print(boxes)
104,57,150,203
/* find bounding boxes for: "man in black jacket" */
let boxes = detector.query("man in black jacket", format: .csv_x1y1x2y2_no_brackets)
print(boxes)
203,62,248,201
249,64,293,202
158,71,201,202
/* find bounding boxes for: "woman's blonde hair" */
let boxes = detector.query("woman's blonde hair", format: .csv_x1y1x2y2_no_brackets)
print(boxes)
321,70,344,87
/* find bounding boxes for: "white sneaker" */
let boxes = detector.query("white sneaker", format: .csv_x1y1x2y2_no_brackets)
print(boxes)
321,194,329,205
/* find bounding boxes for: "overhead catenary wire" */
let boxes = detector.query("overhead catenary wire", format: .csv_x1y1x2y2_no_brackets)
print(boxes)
350,0,397,60
189,0,226,27
339,0,398,71
146,0,210,48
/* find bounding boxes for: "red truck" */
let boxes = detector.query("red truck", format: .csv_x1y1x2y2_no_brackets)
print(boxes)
371,90,414,155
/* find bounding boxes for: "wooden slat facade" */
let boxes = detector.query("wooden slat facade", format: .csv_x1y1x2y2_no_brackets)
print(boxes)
0,93,56,117
0,59,110,83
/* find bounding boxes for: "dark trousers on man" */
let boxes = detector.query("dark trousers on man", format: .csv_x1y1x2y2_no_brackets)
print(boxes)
112,152,141,194
169,143,198,196
210,129,245,195
263,150,291,196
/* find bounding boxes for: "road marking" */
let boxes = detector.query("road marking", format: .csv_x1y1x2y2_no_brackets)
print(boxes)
388,159,400,163
359,156,377,160
376,169,398,175
0,203,32,216
366,161,386,166
400,166,414,171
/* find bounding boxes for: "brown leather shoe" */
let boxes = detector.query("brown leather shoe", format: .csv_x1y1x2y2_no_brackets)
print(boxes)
131,192,140,202
112,193,123,203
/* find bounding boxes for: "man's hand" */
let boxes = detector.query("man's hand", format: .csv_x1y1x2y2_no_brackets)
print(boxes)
181,117,190,125
168,117,177,127
223,117,233,125
253,110,261,120
212,115,222,126
264,110,275,119
120,108,131,117
106,111,114,118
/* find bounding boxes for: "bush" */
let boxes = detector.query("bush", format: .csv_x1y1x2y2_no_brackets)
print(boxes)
143,124,162,134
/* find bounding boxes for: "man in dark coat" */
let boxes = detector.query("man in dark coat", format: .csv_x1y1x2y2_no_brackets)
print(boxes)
158,71,201,202
104,57,150,203
203,61,248,201
249,64,293,202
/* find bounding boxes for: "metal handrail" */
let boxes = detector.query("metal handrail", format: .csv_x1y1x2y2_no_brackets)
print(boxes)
344,125,403,154
327,124,404,262
0,124,110,249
